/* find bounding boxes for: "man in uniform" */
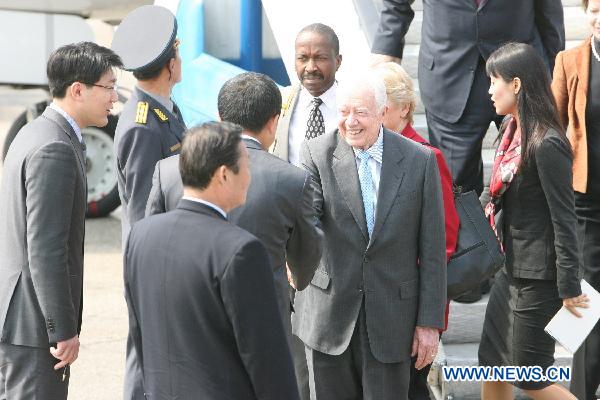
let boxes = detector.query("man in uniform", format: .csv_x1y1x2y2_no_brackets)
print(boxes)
111,5,186,399
0,42,122,399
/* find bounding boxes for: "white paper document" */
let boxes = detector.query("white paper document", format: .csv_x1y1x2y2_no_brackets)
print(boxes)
545,279,600,354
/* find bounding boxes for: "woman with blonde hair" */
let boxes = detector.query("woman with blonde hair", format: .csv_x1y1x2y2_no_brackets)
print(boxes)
373,61,459,400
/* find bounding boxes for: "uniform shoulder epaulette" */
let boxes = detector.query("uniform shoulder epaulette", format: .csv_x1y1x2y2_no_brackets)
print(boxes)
153,108,169,122
135,101,149,124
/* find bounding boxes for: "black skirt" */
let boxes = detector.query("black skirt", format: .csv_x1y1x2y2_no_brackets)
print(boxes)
478,270,562,390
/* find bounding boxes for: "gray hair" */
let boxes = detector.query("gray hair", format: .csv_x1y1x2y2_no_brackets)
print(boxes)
337,73,388,112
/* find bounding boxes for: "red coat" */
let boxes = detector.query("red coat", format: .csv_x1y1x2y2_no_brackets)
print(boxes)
400,124,459,330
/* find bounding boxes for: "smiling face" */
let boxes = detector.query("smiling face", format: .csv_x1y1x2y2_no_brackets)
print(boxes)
295,31,341,97
337,84,386,150
81,68,118,128
488,74,518,116
587,0,600,40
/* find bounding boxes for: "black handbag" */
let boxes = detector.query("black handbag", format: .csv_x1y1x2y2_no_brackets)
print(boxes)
447,188,505,300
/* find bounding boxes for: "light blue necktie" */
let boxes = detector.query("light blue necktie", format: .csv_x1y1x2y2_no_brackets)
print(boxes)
358,151,375,238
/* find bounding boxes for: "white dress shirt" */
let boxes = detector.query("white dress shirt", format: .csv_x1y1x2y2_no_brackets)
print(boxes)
288,83,338,166
49,102,83,143
352,127,384,217
181,196,227,219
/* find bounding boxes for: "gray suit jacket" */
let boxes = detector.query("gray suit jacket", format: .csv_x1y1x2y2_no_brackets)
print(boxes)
126,200,299,399
0,107,86,347
146,138,323,333
271,84,301,162
372,0,564,123
292,128,446,363
114,87,186,246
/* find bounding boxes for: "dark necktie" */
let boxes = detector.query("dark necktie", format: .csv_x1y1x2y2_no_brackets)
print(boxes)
475,0,481,5
305,97,325,140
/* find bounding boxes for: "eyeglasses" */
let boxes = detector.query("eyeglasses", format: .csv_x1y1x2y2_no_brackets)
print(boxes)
91,83,118,92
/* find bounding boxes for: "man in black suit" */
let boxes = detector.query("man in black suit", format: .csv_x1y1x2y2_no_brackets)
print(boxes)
0,42,122,399
371,0,564,196
125,122,299,400
146,72,323,335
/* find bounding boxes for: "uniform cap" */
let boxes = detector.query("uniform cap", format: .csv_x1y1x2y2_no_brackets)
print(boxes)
111,5,178,72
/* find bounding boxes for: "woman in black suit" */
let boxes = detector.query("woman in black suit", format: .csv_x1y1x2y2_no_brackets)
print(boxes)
478,43,589,400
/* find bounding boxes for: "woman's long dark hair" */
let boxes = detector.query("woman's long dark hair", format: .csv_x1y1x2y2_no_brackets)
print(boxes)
486,42,568,166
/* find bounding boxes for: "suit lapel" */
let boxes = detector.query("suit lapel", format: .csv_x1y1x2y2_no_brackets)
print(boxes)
273,84,300,161
369,130,405,244
332,135,369,243
576,37,591,102
477,0,489,11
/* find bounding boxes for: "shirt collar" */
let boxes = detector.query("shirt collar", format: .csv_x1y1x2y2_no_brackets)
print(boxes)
181,196,227,219
353,126,384,164
49,102,83,143
299,81,337,112
241,134,262,147
137,86,174,113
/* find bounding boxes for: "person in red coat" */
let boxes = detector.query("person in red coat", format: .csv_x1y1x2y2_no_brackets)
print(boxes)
374,62,459,400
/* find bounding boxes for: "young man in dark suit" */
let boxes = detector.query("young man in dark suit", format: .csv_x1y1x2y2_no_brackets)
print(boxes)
0,41,122,399
124,122,299,400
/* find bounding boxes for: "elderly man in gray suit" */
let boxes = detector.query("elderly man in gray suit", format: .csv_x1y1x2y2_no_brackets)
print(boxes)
146,72,323,336
293,74,446,399
0,42,122,399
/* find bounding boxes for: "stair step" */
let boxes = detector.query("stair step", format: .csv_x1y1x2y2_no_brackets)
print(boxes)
444,294,489,344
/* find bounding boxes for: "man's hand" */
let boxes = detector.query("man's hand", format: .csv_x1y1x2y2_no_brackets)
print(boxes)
286,264,296,290
411,326,439,370
370,53,402,67
50,335,80,370
563,294,589,318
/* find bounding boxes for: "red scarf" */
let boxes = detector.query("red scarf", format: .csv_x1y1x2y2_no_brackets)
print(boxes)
484,117,522,238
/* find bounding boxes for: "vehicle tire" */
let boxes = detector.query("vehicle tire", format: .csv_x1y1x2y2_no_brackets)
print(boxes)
82,114,121,218
2,110,121,218
2,111,27,160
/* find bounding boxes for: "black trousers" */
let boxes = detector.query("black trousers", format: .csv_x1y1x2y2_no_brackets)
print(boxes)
570,194,600,400
0,343,69,400
426,57,503,195
305,303,410,400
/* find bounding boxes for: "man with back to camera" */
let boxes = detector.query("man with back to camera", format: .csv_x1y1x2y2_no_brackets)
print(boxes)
146,71,323,339
0,41,122,399
293,73,446,399
125,121,300,400
111,6,187,398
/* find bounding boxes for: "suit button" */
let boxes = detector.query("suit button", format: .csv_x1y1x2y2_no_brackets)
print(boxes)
364,257,370,263
358,284,364,292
